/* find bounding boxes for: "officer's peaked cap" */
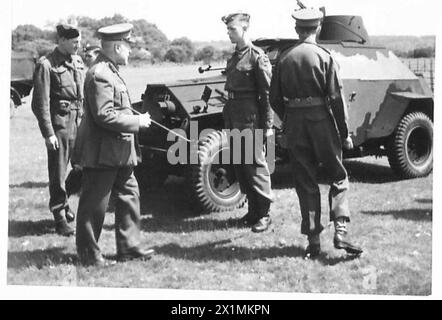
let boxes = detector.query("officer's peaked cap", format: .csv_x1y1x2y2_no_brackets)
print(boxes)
97,23,135,43
292,8,323,27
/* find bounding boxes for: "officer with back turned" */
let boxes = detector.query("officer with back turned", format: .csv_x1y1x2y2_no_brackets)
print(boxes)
270,8,363,259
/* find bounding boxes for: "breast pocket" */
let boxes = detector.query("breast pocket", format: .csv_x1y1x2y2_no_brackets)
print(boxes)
52,66,71,88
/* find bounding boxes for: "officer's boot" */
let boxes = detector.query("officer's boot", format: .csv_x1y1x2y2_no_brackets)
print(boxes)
251,196,271,233
53,210,75,237
240,194,259,227
304,233,321,260
333,217,363,255
64,207,76,223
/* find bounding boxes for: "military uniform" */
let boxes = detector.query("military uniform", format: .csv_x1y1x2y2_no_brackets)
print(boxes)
31,26,85,231
222,13,274,231
270,8,362,257
73,24,153,265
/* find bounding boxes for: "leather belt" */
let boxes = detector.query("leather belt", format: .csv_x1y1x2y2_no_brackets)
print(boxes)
227,91,257,100
283,96,326,108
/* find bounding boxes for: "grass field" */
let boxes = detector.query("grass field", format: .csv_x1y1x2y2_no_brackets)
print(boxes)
7,65,433,295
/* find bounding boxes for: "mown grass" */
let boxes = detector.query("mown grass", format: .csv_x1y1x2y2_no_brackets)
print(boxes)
8,68,432,295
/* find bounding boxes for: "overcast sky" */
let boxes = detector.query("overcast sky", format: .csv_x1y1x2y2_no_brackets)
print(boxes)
10,0,441,41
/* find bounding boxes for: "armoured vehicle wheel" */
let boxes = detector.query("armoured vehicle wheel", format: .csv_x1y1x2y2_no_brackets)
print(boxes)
387,111,433,178
188,130,246,213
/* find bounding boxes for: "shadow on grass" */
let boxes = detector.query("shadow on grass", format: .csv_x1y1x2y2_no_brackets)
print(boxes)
7,247,77,269
9,181,49,189
416,198,432,204
8,219,54,237
361,208,432,221
344,160,400,184
153,240,361,265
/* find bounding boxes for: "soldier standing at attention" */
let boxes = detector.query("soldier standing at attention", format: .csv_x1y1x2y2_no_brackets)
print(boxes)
73,23,154,266
31,24,85,236
270,8,363,259
222,13,274,232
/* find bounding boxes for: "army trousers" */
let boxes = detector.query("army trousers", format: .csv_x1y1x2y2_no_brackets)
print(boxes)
47,109,82,214
76,166,142,260
223,98,272,217
285,106,350,237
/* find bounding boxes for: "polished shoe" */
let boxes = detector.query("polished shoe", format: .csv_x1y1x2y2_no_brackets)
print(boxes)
65,208,76,223
304,243,321,260
334,233,363,255
117,247,155,262
251,216,271,233
55,219,75,236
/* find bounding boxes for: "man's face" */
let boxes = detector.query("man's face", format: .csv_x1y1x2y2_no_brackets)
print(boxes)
60,36,81,55
226,20,245,44
115,41,132,65
84,50,99,67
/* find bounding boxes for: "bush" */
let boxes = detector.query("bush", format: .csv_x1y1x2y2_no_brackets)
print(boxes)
164,46,187,63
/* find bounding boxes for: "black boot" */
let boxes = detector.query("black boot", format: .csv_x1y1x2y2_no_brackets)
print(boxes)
64,207,76,223
251,196,272,233
304,234,321,260
333,217,363,255
240,194,259,226
53,210,74,236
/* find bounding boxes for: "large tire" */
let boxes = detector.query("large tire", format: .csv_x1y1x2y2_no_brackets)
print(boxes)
187,130,246,213
387,111,433,178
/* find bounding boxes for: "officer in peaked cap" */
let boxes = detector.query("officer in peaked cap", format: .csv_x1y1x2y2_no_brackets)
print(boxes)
31,23,85,236
83,45,101,68
73,23,155,266
270,8,363,259
97,23,136,43
221,12,274,233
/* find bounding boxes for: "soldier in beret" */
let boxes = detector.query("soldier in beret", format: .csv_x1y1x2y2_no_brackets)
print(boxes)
270,8,363,259
31,24,85,236
73,23,154,266
222,12,274,233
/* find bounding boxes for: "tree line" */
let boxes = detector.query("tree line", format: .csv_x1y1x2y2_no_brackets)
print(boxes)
12,14,435,64
11,14,233,64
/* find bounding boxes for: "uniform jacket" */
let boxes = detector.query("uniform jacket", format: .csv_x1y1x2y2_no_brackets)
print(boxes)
73,53,141,168
269,40,349,141
225,43,274,129
31,47,85,138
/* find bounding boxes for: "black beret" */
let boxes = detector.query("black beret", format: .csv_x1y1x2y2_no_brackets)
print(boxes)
56,24,80,39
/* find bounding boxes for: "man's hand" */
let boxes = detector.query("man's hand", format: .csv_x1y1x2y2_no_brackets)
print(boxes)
139,112,152,129
45,135,59,150
343,136,354,150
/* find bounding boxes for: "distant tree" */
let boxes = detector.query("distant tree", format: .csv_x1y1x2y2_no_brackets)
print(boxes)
12,25,45,47
14,39,55,57
195,45,215,62
412,47,435,58
131,19,169,50
170,37,195,62
164,45,187,63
